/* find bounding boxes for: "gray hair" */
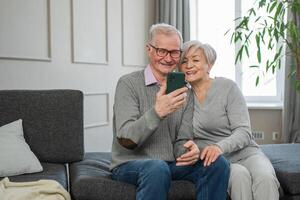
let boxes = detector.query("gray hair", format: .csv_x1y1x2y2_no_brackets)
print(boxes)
148,23,183,47
181,40,217,66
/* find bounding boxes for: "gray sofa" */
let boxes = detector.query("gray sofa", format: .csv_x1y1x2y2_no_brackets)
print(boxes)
1,90,300,200
0,90,84,190
70,147,300,200
261,144,300,200
0,89,195,200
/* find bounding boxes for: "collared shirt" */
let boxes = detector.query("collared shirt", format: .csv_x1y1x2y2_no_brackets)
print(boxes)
144,65,158,86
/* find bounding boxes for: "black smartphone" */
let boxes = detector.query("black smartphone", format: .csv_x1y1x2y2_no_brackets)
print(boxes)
166,72,186,94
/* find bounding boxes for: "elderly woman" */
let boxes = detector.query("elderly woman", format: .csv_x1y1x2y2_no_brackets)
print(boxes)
178,40,280,200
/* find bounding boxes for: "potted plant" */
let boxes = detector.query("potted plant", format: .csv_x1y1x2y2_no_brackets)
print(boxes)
226,0,300,93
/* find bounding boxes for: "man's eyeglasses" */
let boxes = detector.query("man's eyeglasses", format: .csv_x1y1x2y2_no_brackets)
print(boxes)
148,44,182,58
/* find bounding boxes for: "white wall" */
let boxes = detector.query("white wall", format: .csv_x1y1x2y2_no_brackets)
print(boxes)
0,0,155,152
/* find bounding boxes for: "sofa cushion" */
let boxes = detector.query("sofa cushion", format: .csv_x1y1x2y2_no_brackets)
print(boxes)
1,162,68,189
0,90,84,163
70,152,134,200
280,194,300,200
0,119,43,177
70,152,196,200
260,144,300,195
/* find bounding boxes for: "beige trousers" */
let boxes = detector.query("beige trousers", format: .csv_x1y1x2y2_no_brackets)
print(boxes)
228,152,280,200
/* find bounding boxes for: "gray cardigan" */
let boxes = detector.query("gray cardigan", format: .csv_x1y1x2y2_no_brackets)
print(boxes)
193,77,259,162
110,70,194,170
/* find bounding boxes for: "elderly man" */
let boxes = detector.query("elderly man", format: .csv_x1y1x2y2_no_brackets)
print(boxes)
110,23,229,200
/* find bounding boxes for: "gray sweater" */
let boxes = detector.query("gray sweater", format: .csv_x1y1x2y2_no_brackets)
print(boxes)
110,70,194,170
193,77,259,162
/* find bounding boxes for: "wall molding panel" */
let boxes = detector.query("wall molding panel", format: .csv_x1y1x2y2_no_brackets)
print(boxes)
0,0,157,152
0,0,51,61
121,0,154,67
84,92,109,129
71,0,108,65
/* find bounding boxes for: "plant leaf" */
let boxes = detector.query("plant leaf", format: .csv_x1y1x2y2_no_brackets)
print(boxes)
257,48,262,63
250,65,259,68
268,38,274,50
274,46,283,62
279,23,285,37
230,33,235,44
259,0,266,8
255,76,260,86
224,28,231,36
272,64,276,74
255,34,260,49
267,1,271,12
248,8,256,16
245,45,249,58
274,28,279,42
269,1,277,13
274,2,283,22
245,30,254,43
268,27,272,37
259,31,266,44
255,16,261,22
262,27,266,37
235,46,244,64
235,32,243,42
278,58,281,70
234,17,242,21
266,60,271,72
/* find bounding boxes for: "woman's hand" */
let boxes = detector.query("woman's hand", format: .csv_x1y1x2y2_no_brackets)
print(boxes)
176,140,200,166
200,145,223,167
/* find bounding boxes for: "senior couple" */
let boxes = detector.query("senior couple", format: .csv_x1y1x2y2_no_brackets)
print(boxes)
110,23,279,200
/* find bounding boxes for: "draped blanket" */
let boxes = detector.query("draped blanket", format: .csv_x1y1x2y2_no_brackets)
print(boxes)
0,178,70,200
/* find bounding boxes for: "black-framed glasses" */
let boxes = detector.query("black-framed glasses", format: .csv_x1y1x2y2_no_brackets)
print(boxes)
148,44,182,58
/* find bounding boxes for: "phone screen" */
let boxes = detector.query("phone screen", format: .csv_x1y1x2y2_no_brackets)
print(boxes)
166,72,186,94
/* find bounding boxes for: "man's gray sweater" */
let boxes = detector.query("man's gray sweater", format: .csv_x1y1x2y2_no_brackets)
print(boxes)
110,70,194,170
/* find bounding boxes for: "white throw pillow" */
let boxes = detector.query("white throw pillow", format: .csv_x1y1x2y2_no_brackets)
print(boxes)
0,119,43,177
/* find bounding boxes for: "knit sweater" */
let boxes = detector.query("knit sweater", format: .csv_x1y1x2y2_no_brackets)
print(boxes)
193,77,259,162
110,70,194,170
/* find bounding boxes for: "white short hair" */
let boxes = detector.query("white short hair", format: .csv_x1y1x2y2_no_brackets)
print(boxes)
148,23,183,47
181,40,217,66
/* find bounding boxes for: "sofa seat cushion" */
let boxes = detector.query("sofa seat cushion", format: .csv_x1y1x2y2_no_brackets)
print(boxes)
70,152,196,200
260,144,300,196
1,162,68,189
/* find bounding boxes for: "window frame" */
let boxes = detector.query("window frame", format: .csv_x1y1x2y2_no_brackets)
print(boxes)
189,0,284,107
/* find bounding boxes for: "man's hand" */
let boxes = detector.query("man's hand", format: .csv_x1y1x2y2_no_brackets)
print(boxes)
200,145,223,167
154,82,188,118
176,140,200,166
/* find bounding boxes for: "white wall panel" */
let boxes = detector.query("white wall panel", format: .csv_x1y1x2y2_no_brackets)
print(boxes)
72,0,108,64
0,0,156,152
0,0,50,60
84,126,112,152
122,0,155,67
84,93,109,128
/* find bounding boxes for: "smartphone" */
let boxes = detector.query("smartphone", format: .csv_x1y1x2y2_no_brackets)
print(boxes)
166,72,186,94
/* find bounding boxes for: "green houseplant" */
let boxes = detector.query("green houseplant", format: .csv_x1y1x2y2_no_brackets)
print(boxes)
227,0,300,93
